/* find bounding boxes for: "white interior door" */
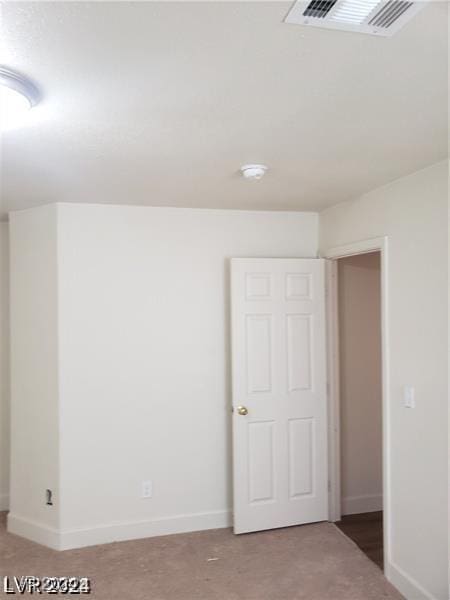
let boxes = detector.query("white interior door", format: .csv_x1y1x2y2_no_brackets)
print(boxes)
231,258,328,534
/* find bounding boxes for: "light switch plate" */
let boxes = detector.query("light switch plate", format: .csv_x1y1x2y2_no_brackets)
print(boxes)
142,480,153,498
403,386,415,409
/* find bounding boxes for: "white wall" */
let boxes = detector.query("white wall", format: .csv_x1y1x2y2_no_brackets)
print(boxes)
8,205,60,540
0,223,10,511
9,203,318,547
320,161,448,600
338,252,382,516
7,175,447,598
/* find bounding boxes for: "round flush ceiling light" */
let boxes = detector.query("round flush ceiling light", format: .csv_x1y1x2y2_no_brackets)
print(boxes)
0,67,40,131
240,164,268,180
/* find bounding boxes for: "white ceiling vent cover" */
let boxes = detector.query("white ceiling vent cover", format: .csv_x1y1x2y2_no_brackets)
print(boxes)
285,0,429,36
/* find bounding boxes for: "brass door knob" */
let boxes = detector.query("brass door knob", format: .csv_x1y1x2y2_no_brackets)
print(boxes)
237,406,248,416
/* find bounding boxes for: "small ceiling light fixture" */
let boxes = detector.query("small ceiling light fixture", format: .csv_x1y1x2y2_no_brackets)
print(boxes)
240,164,268,181
0,66,40,130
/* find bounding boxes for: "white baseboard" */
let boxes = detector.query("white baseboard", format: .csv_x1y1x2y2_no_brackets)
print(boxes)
8,509,231,551
60,509,231,550
341,494,382,515
0,492,9,511
7,513,61,550
387,560,439,600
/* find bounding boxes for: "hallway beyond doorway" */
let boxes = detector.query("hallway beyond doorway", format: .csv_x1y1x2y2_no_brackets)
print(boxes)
336,512,383,570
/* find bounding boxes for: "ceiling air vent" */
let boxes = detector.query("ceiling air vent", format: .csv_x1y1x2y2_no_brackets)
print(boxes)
284,0,429,37
303,0,338,18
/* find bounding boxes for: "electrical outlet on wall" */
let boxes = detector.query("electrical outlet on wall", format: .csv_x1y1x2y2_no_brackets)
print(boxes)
142,480,153,498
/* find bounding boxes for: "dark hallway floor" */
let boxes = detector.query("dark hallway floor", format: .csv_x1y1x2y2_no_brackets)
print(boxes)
335,511,383,570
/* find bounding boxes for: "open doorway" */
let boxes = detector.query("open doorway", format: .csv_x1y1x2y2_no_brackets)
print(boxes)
334,252,383,569
325,237,388,573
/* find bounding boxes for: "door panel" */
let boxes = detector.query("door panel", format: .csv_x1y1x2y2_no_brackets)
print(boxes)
288,417,314,498
248,421,275,503
246,315,273,393
231,258,328,534
286,314,312,391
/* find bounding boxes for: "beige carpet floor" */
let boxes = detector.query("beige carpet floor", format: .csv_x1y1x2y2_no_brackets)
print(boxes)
0,512,403,599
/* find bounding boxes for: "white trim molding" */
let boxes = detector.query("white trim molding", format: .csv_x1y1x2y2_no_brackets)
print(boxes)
387,561,440,600
323,236,391,576
59,509,231,550
323,236,387,260
341,494,382,516
325,259,341,523
7,513,60,550
8,509,231,551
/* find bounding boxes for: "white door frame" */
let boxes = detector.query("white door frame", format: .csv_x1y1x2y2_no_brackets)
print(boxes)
323,236,390,574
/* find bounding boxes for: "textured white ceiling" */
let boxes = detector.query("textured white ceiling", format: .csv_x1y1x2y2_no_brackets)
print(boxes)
0,1,448,217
